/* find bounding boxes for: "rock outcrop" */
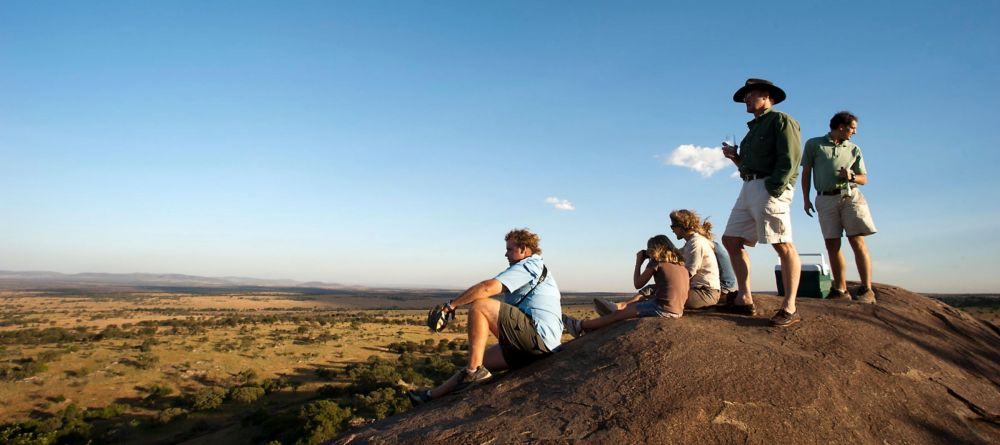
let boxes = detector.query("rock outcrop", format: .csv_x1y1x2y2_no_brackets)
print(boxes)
333,284,1000,444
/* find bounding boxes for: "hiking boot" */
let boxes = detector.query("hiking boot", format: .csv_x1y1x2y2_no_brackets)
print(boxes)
855,287,877,304
407,389,433,406
593,298,618,316
825,288,851,300
563,314,585,338
453,366,492,393
770,309,801,327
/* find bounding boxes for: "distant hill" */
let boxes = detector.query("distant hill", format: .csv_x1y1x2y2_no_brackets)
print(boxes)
0,270,353,290
330,283,1000,444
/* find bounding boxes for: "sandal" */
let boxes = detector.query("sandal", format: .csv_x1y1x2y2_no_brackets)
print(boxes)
770,309,801,327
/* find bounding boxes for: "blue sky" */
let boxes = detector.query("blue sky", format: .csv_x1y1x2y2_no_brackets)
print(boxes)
2,1,999,293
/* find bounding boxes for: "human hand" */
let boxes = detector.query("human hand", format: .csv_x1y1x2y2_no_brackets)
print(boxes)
804,200,814,217
722,143,738,159
636,250,648,263
836,166,850,180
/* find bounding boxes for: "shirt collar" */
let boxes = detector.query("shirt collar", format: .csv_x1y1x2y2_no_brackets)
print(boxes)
746,108,774,127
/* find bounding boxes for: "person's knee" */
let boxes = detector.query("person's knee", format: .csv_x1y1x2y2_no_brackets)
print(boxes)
722,236,743,251
773,242,798,258
824,238,842,252
848,235,867,251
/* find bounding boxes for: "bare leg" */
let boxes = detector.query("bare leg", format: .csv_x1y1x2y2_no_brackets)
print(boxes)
847,235,872,289
773,242,800,313
616,290,648,310
428,345,507,399
723,235,753,306
581,304,640,332
825,238,847,291
465,298,501,370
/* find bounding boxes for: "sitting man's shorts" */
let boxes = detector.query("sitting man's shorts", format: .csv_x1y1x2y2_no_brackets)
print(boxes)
635,300,682,318
498,303,551,369
685,286,721,309
815,188,877,239
723,178,795,246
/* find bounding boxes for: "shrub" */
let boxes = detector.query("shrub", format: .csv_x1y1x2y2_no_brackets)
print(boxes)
132,352,159,370
234,368,259,386
351,387,407,420
153,407,188,426
85,403,127,420
183,387,226,411
295,400,352,445
229,386,265,404
262,377,289,394
143,384,174,403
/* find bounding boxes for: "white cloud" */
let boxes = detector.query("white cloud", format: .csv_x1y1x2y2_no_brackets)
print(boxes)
545,197,575,211
663,144,731,177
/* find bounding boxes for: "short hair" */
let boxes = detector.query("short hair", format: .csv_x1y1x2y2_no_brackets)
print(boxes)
505,228,541,254
829,111,858,130
646,235,684,266
669,209,714,241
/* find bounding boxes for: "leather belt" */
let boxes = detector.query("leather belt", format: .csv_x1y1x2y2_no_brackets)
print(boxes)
740,172,769,181
819,187,853,196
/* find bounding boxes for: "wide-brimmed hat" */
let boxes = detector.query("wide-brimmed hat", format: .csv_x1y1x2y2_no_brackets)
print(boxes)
732,78,786,104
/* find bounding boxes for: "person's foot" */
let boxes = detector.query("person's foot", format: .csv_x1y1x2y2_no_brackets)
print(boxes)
407,389,433,406
453,366,492,393
770,309,801,327
563,314,585,338
825,288,851,300
593,298,617,316
855,287,877,304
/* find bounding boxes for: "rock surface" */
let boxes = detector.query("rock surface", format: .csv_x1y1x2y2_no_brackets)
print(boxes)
331,284,1000,444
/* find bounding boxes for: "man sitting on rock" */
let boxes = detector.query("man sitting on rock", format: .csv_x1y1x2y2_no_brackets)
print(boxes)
408,229,563,405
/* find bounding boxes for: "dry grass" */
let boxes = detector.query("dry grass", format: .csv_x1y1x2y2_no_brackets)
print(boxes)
0,290,467,425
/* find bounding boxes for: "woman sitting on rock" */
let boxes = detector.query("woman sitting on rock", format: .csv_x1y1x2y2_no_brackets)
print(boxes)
563,235,689,337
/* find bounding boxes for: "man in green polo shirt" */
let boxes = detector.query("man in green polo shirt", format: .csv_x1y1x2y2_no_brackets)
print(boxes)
720,78,803,327
801,111,878,304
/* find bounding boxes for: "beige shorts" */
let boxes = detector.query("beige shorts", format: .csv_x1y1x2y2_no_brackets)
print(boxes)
723,178,795,246
685,287,721,309
815,188,877,239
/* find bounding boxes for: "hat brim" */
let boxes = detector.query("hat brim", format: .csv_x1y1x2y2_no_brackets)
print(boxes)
733,84,786,105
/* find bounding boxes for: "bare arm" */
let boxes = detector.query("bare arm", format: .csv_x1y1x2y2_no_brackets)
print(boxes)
801,164,814,217
448,279,504,308
633,251,657,289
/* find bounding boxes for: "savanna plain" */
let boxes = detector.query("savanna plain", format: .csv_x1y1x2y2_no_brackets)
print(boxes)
0,286,616,445
0,286,995,445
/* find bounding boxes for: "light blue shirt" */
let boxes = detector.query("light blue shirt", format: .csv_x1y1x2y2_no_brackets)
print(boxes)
495,255,563,351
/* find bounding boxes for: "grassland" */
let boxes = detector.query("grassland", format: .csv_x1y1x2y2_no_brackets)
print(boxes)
0,288,604,444
0,286,992,444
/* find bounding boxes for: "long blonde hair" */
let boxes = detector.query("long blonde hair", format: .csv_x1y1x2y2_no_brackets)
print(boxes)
669,209,713,241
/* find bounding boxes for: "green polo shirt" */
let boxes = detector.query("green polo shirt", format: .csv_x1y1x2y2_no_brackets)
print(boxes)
801,134,867,193
738,108,802,197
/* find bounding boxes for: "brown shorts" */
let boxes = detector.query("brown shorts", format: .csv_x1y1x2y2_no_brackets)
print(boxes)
685,287,721,309
498,303,551,369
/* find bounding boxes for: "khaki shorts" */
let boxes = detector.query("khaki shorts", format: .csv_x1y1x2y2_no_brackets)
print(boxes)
498,303,551,369
723,178,795,246
685,287,721,309
816,188,877,239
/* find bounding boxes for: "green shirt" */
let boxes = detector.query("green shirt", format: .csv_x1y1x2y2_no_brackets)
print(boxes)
801,134,867,193
738,108,802,197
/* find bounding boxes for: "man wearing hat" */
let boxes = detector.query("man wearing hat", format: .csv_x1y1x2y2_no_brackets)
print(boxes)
801,111,877,304
720,79,803,327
